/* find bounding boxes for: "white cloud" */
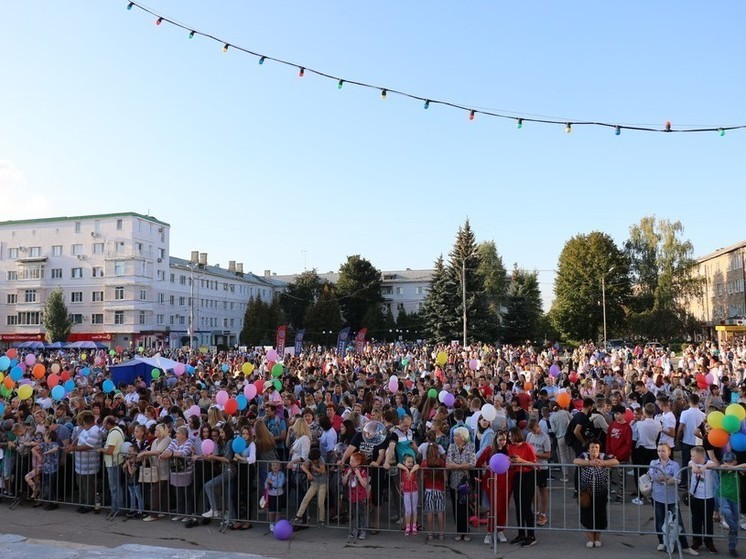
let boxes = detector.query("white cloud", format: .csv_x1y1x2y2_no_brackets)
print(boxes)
0,160,54,220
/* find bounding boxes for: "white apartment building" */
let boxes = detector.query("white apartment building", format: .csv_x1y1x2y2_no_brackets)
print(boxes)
0,213,279,350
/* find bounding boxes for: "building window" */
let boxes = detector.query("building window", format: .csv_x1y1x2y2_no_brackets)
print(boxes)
180,275,186,285
157,270,165,281
93,242,104,254
156,314,164,325
29,246,41,257
382,286,393,295
69,314,83,324
51,245,62,256
158,293,165,304
7,294,17,304
51,268,63,279
18,311,41,325
415,286,424,295
138,289,146,301
159,248,166,260
71,267,83,279
24,289,37,303
169,295,175,305
136,242,143,255
179,316,185,325
92,266,104,277
74,222,81,233
115,241,125,254
91,313,104,324
116,219,123,230
9,248,19,259
7,315,18,326
71,292,83,303
71,244,83,256
114,286,125,300
179,296,185,306
396,287,404,295
92,291,104,302
7,271,17,281
114,262,125,276
114,311,124,325
170,273,175,283
139,311,146,325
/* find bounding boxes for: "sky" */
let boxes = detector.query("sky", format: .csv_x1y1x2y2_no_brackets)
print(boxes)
2,1,745,309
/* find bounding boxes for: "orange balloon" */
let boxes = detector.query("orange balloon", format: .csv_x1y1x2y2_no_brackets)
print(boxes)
556,392,571,409
33,363,46,379
524,382,533,391
3,376,14,389
6,348,18,359
707,428,730,448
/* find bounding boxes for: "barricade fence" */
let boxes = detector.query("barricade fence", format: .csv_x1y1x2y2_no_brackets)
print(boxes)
3,451,746,546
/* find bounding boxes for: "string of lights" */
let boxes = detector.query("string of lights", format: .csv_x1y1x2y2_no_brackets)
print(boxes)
124,1,745,136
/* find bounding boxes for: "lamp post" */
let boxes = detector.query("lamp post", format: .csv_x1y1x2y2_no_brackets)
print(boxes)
462,248,479,347
602,266,614,348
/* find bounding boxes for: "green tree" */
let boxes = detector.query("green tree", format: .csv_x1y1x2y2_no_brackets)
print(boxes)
240,296,269,346
502,267,543,345
278,270,327,329
477,240,508,337
625,216,702,339
304,285,343,344
420,255,459,342
43,289,73,343
336,255,382,330
552,232,630,342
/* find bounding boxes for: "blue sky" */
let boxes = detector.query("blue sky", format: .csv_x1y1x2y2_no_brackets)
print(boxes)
2,1,745,309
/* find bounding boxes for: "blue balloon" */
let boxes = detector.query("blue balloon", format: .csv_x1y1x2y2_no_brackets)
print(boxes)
80,367,91,377
231,437,247,454
51,385,65,400
186,365,195,375
9,359,19,367
397,407,406,418
63,379,75,392
221,363,229,373
102,379,115,393
236,394,248,411
0,356,10,371
9,366,23,382
731,433,746,452
0,402,5,415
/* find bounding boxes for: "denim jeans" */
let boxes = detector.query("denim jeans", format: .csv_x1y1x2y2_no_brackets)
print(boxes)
720,498,739,551
127,483,144,513
204,471,236,519
106,466,121,513
653,500,689,549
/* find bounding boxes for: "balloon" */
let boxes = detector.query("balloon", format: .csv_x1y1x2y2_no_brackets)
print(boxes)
32,363,46,379
236,394,248,411
186,365,195,375
51,385,65,400
272,379,282,391
518,420,527,430
17,384,33,401
397,407,406,418
188,405,201,418
50,362,61,374
727,404,746,422
707,428,729,448
109,350,116,356
0,356,9,371
489,453,511,474
0,402,4,415
524,382,533,391
362,421,387,446
102,379,115,393
201,439,215,456
215,390,229,405
624,409,635,423
174,362,185,377
80,367,91,377
266,349,278,362
232,437,247,453
151,368,161,380
549,364,561,377
436,351,447,366
10,366,23,382
60,371,70,382
731,433,746,453
427,388,437,399
94,357,104,366
80,353,87,361
244,384,257,400
3,376,14,390
707,411,725,430
274,519,293,541
64,379,76,392
116,346,123,353
722,415,741,434
0,385,10,398
443,393,456,407
242,362,254,375
271,363,284,378
6,348,17,359
24,353,36,366
556,392,571,409
224,398,238,415
138,346,144,353
221,363,229,373
438,390,448,403
569,372,579,383
47,374,60,388
401,358,409,367
705,373,714,385
469,359,478,371
481,404,497,422
253,379,265,393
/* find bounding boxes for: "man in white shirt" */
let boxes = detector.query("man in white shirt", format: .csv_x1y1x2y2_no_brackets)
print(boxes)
677,393,706,489
124,384,140,407
655,395,677,449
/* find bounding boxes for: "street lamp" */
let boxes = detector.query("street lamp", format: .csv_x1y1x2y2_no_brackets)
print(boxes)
461,248,479,347
601,266,614,348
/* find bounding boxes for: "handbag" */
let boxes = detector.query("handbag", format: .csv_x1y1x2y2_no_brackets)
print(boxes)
139,463,161,484
170,469,193,487
638,473,652,497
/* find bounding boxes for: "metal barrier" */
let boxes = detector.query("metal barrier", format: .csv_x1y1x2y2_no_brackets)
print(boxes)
3,447,746,552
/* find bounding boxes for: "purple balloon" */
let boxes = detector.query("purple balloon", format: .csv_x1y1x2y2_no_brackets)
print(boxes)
549,364,560,377
201,439,215,456
274,519,293,540
443,392,456,407
489,453,511,474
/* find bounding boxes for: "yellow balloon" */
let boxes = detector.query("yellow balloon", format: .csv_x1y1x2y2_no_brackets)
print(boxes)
726,404,746,422
242,362,254,375
17,384,33,401
436,351,448,366
707,410,725,429
0,372,3,382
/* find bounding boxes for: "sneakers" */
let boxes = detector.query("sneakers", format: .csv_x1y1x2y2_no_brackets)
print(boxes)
658,544,667,552
358,531,367,540
587,541,595,548
510,535,525,545
171,515,184,522
521,537,537,548
685,548,700,556
497,531,508,543
484,534,493,545
142,515,158,522
706,545,718,554
269,523,275,532
202,510,219,518
632,497,645,505
537,513,547,526
594,541,602,548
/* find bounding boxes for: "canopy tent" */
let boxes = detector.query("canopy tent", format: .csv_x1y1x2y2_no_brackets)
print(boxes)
68,341,109,350
17,341,46,349
109,355,182,386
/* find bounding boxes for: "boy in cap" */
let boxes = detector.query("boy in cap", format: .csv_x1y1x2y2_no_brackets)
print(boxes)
719,451,745,557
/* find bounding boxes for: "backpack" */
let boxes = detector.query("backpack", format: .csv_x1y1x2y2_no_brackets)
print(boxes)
564,413,579,445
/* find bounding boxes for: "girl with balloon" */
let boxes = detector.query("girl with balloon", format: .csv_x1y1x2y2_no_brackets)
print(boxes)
476,431,510,545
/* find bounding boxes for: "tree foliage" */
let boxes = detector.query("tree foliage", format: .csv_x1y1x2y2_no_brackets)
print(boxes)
239,295,285,346
502,267,543,345
420,255,459,342
303,285,343,343
336,255,382,330
552,232,630,342
278,270,328,329
43,289,73,343
477,240,508,331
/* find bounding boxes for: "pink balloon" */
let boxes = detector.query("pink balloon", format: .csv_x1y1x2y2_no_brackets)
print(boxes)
705,373,714,385
266,349,278,362
201,439,215,456
469,359,478,370
244,384,257,400
174,362,185,377
215,390,229,405
25,354,36,366
189,405,201,417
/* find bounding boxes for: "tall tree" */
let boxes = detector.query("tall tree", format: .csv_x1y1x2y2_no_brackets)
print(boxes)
552,232,630,342
278,270,327,329
303,285,343,344
240,296,269,346
502,267,543,345
420,255,459,342
336,255,382,330
477,240,508,334
43,289,73,342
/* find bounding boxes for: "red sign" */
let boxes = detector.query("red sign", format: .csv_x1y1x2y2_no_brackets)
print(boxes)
276,325,287,356
67,333,113,342
0,333,44,342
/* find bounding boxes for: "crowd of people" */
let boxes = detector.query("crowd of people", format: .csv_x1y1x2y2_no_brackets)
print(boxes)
1,339,746,553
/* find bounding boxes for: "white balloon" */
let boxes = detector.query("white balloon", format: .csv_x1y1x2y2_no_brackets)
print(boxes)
481,403,497,422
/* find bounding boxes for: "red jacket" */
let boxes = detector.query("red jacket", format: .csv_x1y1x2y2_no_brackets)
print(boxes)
606,420,632,461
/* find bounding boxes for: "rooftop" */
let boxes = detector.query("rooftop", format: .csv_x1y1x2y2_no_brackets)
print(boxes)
697,239,746,263
0,211,169,228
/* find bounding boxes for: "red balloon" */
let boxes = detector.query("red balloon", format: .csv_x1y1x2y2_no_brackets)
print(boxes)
624,409,634,423
47,374,60,388
518,420,527,430
6,348,18,359
569,373,579,383
60,371,70,382
224,398,238,415
254,379,265,393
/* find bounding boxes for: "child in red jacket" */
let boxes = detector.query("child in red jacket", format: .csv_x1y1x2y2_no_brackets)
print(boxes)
606,405,633,501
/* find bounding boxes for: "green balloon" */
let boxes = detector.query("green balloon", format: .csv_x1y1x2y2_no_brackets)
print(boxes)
272,379,282,390
402,358,409,367
427,388,438,399
0,385,10,398
109,350,116,356
722,414,741,434
271,363,284,378
151,368,161,380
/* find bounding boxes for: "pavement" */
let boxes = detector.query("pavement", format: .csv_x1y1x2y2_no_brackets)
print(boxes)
0,498,700,559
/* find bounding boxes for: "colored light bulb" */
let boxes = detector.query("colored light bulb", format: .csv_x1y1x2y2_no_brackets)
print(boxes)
127,2,133,10
565,123,572,134
614,126,621,136
719,128,725,137
337,80,344,89
469,110,475,121
424,100,430,109
188,30,195,39
259,56,266,65
380,89,387,99
222,43,229,53
298,67,305,77
156,17,163,25
517,118,523,129
665,121,672,131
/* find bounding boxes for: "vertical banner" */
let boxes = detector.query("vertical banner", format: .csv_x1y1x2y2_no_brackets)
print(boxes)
294,329,305,355
354,328,367,354
336,327,351,355
275,325,287,357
